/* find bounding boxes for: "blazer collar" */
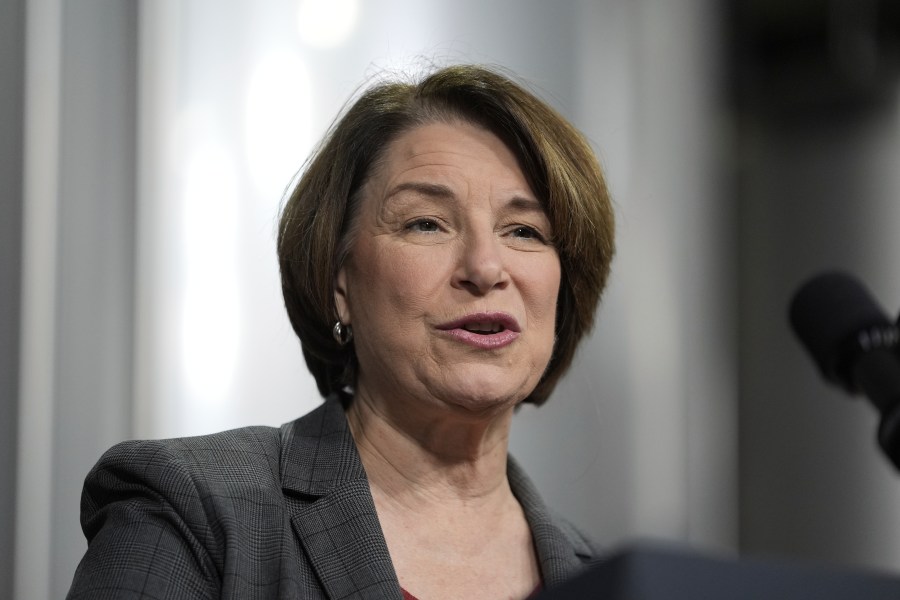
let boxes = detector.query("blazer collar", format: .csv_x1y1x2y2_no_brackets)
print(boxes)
508,456,598,587
280,395,403,599
280,393,366,496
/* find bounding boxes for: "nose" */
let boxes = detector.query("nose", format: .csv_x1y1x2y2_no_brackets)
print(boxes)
452,228,509,295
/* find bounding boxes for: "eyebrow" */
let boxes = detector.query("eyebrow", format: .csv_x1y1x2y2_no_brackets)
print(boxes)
385,181,456,201
385,181,544,213
504,195,545,213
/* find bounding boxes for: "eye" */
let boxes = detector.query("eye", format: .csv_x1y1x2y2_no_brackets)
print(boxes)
510,226,547,243
406,218,442,233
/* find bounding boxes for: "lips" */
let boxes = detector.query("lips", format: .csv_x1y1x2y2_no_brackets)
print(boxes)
436,312,521,349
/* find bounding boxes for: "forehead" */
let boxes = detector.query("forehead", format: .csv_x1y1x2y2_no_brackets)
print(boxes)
369,120,532,194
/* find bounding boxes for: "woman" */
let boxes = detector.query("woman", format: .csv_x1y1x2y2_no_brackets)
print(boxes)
68,64,615,599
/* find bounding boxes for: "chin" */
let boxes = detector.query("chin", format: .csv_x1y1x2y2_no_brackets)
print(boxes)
435,374,536,415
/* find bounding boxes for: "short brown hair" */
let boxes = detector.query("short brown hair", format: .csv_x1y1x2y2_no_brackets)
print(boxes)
277,64,614,405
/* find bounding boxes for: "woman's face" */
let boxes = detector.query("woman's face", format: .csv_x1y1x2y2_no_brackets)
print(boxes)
335,120,561,416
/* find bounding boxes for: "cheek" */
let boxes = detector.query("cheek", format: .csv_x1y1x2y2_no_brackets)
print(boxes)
348,244,449,322
520,256,562,327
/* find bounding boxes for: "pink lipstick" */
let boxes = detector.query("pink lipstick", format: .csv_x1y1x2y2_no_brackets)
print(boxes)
436,312,521,349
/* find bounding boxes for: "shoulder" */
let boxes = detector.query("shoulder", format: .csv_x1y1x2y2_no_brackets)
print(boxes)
90,425,283,480
81,400,348,531
80,425,285,542
71,425,298,598
87,426,282,499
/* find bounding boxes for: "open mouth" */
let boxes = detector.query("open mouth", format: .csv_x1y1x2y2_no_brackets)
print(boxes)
438,312,521,334
462,322,506,335
437,312,521,349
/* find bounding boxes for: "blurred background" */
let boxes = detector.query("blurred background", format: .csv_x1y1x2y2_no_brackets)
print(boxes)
2,0,900,598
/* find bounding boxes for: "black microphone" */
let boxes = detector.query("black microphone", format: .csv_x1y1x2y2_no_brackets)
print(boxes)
789,271,900,470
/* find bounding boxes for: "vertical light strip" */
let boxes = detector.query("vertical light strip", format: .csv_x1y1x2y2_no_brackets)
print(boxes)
134,0,180,439
178,142,240,415
15,0,61,597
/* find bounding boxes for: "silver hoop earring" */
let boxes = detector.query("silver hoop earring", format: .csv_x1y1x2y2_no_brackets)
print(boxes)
333,321,353,346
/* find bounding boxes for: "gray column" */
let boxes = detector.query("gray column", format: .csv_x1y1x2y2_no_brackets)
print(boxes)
1,0,26,597
15,1,139,598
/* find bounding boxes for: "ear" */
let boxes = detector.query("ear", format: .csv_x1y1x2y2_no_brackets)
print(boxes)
334,266,351,325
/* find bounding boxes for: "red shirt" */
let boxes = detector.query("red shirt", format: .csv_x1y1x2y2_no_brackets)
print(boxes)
401,584,543,599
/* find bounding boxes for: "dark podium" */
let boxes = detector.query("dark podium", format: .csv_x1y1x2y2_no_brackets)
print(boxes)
537,544,900,599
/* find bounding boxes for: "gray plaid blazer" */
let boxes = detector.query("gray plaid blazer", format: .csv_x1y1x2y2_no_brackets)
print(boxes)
67,396,599,599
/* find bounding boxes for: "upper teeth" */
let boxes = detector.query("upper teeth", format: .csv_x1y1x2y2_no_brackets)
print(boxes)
464,322,502,333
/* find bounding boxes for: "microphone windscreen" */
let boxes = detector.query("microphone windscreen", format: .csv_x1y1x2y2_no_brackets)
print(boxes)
788,271,892,391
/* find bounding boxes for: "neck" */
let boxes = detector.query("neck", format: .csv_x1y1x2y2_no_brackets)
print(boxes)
345,386,516,508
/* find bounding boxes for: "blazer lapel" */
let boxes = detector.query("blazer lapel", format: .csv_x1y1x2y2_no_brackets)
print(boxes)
508,456,598,588
280,398,403,600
